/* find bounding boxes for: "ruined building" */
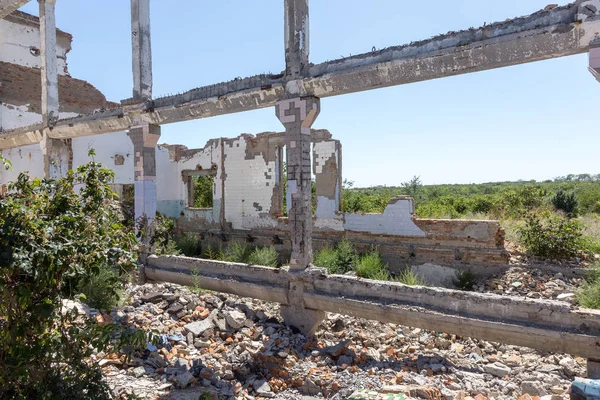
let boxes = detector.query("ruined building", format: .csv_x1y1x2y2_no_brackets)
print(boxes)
0,9,507,280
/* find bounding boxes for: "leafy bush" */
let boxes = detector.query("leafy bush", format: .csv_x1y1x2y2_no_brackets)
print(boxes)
153,213,180,255
247,246,280,267
194,175,214,208
452,269,476,291
0,154,151,399
551,189,579,218
77,267,124,310
176,233,202,257
518,214,584,259
396,268,426,286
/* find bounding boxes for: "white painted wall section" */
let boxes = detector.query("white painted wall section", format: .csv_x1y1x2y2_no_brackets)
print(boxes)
344,198,426,237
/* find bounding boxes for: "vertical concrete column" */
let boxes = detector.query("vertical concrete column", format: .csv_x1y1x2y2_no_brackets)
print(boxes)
128,123,161,226
39,0,71,179
284,0,309,79
276,96,324,337
131,0,152,100
276,97,320,270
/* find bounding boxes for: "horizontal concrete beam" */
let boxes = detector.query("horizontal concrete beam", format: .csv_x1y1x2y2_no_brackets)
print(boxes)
0,0,29,19
2,3,599,149
146,255,600,359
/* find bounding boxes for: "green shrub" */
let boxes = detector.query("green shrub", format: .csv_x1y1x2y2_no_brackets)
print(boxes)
313,246,340,272
396,268,426,286
0,153,152,399
248,246,280,267
176,233,202,257
518,214,584,259
313,238,357,274
551,189,579,218
452,269,476,291
577,264,600,309
355,250,387,279
194,175,214,208
77,267,124,310
202,244,225,261
153,213,180,255
224,242,251,263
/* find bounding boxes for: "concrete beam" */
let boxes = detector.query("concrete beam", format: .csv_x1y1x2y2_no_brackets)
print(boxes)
146,255,600,358
3,3,600,148
131,0,152,100
284,0,309,79
0,0,29,19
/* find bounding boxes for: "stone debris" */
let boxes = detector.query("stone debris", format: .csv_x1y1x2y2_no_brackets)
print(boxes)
96,282,582,399
479,266,583,302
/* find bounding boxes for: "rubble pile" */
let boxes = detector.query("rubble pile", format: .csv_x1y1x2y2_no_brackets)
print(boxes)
96,282,585,400
479,267,582,302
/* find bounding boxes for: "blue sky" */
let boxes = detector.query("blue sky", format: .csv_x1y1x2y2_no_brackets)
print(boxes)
20,1,600,187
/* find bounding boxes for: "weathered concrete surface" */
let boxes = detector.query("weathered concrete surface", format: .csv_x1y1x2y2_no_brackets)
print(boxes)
276,96,324,337
130,0,152,100
146,254,600,358
128,123,160,224
284,0,309,79
0,0,29,19
3,3,599,147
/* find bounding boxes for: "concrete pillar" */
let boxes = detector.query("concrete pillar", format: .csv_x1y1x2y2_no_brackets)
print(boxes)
39,0,71,179
128,123,160,227
131,0,152,100
276,96,324,337
39,0,58,127
284,0,309,79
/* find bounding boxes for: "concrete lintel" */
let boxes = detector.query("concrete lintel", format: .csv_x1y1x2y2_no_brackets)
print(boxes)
131,0,152,99
0,0,30,19
2,4,600,148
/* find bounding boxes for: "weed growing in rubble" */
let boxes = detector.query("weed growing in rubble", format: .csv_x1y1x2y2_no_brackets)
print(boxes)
248,246,280,268
396,268,426,286
224,242,252,263
452,269,477,291
313,238,357,274
577,264,600,309
355,250,388,279
176,233,202,257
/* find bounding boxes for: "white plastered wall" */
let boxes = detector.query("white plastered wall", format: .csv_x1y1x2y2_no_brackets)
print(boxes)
223,136,278,230
0,17,70,73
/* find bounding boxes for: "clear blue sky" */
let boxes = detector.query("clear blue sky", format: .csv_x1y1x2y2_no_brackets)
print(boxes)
19,1,600,187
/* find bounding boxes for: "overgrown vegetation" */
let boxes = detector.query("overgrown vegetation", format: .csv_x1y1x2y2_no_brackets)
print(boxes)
577,264,600,309
395,268,426,286
194,175,214,208
342,175,600,261
202,242,281,268
452,269,476,291
518,214,588,259
0,152,152,399
313,238,357,274
312,239,425,284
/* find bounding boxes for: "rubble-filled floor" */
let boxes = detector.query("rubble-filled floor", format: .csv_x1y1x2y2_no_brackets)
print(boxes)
96,281,586,400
